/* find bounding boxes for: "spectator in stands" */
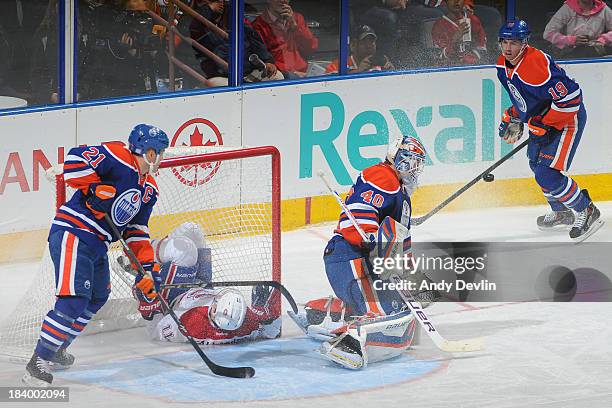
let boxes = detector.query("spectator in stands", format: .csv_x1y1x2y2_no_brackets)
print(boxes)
0,0,48,101
351,0,406,64
190,0,283,86
422,0,474,13
544,0,612,58
431,0,487,66
252,0,318,78
29,0,59,104
0,23,15,97
325,25,394,74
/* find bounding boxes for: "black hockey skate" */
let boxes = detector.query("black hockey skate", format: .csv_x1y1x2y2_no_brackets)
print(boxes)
570,191,604,242
537,209,574,231
320,331,365,370
22,352,53,387
48,346,75,370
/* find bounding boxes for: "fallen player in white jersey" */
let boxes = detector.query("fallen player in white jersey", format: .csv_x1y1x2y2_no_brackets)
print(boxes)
130,222,280,344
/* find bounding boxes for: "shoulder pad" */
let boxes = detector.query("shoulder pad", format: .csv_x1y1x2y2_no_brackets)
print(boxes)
514,47,551,86
102,141,138,171
361,163,400,194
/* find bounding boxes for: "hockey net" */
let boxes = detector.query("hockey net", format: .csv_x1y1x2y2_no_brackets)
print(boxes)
0,146,281,359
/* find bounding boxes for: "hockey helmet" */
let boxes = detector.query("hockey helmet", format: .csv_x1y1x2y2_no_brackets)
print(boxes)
387,135,426,194
498,20,531,43
209,288,247,331
128,124,170,156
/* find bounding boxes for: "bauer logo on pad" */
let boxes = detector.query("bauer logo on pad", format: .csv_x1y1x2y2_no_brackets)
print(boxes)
111,189,142,226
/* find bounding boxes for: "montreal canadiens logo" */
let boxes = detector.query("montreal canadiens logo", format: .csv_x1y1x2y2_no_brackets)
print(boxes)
507,82,527,113
111,189,142,226
171,118,224,186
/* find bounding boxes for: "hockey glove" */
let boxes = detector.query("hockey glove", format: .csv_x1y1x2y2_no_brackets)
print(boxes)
86,184,116,219
528,116,561,144
498,107,524,144
135,263,162,300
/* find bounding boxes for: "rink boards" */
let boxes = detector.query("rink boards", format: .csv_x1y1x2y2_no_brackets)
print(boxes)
1,62,611,262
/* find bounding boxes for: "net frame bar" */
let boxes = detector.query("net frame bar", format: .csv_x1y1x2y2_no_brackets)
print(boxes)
55,145,282,304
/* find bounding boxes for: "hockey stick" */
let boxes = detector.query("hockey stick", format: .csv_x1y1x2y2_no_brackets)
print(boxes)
103,214,255,378
119,255,303,330
318,171,484,353
411,138,529,226
160,280,299,315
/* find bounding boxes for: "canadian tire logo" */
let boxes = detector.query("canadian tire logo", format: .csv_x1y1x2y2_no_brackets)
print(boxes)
171,118,224,186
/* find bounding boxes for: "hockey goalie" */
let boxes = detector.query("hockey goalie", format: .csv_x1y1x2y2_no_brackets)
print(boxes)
129,222,281,344
297,136,439,370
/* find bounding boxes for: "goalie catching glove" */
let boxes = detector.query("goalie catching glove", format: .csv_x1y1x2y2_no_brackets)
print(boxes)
498,107,524,144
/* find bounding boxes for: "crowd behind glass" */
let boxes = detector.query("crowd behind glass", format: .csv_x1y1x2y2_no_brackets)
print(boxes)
0,0,610,110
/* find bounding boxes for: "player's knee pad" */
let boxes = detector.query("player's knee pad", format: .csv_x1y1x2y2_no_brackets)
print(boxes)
54,296,89,320
87,295,109,315
158,235,198,267
533,165,565,191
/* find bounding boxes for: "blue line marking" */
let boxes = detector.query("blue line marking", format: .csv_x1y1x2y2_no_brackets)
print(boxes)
56,337,443,402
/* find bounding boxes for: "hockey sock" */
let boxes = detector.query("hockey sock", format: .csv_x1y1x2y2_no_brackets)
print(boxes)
35,296,88,361
540,188,567,211
545,177,589,212
534,166,589,212
62,296,108,349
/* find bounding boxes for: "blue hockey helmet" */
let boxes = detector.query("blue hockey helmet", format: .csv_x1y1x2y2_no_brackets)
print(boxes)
498,20,531,43
128,124,170,156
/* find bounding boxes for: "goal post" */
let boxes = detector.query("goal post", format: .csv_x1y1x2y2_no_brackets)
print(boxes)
0,145,281,359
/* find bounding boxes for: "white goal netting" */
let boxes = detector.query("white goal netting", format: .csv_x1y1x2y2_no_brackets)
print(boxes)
0,146,281,359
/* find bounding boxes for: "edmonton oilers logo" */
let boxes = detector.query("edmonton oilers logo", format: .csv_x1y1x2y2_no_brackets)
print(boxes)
507,82,527,113
111,189,142,226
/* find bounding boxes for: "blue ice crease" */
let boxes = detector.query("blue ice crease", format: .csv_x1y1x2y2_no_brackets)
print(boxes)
56,337,443,402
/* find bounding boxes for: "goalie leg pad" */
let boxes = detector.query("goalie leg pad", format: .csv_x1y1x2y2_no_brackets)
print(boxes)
357,310,417,365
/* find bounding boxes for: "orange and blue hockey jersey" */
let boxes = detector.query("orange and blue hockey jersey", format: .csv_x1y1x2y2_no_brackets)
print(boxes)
49,141,158,267
496,46,583,129
334,162,411,247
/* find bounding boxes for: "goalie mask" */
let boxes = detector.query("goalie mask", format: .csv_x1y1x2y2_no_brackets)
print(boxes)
387,136,426,196
209,288,247,331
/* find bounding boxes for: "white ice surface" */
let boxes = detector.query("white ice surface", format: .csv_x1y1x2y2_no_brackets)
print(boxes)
0,203,611,407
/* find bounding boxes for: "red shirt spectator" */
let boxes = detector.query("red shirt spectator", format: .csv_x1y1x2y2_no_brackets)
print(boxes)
252,0,318,75
431,0,486,66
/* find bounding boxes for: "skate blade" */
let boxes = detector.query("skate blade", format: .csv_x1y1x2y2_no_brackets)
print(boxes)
537,225,572,232
572,219,605,243
48,362,71,371
22,373,51,387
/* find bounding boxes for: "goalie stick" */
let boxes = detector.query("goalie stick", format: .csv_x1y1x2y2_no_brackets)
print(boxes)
103,214,255,379
318,171,484,353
